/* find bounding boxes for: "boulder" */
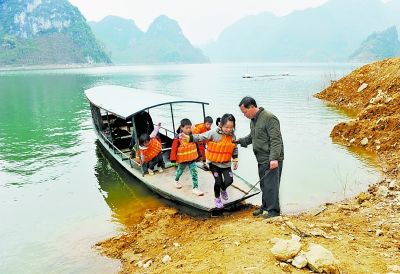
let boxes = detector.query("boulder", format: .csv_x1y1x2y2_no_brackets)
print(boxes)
143,259,152,268
369,90,393,104
388,180,397,190
360,137,369,146
162,255,171,264
357,83,368,92
271,238,302,261
305,244,340,274
376,185,389,198
292,253,308,269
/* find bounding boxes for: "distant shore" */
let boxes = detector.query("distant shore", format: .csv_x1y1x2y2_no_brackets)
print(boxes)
0,63,114,72
0,61,371,73
0,61,218,72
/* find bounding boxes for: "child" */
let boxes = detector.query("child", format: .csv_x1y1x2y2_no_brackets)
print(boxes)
137,123,165,175
192,116,213,170
188,114,238,209
170,119,204,196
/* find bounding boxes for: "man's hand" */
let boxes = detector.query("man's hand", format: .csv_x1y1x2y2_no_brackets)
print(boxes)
269,160,278,169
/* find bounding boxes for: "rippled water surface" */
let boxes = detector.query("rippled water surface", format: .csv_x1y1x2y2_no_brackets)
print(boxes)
0,63,379,273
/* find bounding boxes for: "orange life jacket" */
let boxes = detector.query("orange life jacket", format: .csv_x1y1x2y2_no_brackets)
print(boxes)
206,135,235,163
192,123,209,134
169,138,180,162
176,140,198,163
139,138,162,163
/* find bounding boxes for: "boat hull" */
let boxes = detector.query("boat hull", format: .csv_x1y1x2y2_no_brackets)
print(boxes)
95,130,260,212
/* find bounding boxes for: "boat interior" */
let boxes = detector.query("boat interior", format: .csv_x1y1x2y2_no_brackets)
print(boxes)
95,109,176,172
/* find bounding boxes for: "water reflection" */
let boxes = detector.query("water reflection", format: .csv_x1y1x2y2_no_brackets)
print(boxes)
93,142,213,220
94,143,164,227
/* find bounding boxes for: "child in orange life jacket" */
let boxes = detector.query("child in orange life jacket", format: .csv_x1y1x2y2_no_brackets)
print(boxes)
186,114,238,209
170,119,204,196
138,123,165,175
192,116,213,170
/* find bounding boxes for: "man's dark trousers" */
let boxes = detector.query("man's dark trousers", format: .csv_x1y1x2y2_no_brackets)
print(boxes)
258,161,283,216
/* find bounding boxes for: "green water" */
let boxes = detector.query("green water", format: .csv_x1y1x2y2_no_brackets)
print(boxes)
0,64,379,273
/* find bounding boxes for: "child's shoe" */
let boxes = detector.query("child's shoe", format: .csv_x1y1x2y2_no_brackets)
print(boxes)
221,190,229,200
214,197,223,209
175,181,182,189
192,188,204,196
148,169,154,175
158,167,163,173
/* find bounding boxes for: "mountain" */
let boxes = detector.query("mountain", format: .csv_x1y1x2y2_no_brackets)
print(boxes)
0,0,111,66
88,16,144,63
349,26,400,61
204,0,400,62
90,15,209,64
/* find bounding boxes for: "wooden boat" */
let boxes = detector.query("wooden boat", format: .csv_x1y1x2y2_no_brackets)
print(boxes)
85,85,260,211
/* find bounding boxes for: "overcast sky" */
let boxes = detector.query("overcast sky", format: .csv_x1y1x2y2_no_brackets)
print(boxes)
68,0,390,45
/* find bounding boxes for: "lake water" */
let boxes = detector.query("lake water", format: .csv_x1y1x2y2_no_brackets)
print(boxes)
0,63,379,273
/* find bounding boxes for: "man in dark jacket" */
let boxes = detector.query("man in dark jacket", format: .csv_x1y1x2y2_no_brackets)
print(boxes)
237,96,284,218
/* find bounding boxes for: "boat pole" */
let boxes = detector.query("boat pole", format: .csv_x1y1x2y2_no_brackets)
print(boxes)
240,169,271,200
128,117,137,168
106,111,115,153
170,103,176,134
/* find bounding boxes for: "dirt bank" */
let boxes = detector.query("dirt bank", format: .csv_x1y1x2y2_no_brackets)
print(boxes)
96,196,399,273
316,57,400,177
97,59,400,273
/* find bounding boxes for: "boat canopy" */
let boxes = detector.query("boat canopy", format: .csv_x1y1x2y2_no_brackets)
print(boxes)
85,85,209,120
